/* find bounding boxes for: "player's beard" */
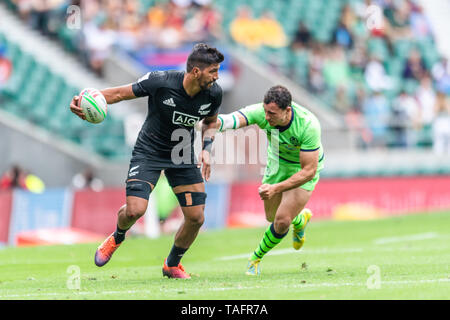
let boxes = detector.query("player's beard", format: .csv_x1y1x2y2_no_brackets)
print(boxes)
200,80,214,90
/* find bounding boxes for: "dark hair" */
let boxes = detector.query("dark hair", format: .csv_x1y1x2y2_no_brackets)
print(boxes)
186,43,224,72
263,85,292,109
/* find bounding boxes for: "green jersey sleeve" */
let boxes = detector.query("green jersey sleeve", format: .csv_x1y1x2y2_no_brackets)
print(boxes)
300,116,321,151
238,103,266,128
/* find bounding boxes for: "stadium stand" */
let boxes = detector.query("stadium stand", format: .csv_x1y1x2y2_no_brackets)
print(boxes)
0,31,130,160
217,0,446,150
8,0,443,152
1,0,449,179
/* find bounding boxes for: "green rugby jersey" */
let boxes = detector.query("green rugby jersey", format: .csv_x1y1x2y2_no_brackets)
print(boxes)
238,102,324,170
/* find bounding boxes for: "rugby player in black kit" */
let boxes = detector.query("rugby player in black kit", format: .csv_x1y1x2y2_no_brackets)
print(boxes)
69,44,224,278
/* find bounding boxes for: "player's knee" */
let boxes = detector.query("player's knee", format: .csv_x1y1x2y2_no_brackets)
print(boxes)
125,201,147,221
274,217,291,233
186,211,205,227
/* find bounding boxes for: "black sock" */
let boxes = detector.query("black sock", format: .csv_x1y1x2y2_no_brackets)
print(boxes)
270,223,289,239
166,245,188,267
113,225,128,244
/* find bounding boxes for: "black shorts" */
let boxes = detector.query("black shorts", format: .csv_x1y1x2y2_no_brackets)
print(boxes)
125,159,203,200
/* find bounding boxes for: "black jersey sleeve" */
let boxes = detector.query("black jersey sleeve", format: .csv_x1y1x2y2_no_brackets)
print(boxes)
207,84,223,117
132,71,168,97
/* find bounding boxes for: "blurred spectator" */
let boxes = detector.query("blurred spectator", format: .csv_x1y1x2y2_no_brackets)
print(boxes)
415,74,436,127
384,0,412,40
0,47,13,85
23,0,67,36
82,20,116,76
147,2,167,29
431,57,450,95
402,49,426,80
334,85,352,114
390,90,420,147
230,6,259,50
184,4,222,42
363,91,390,148
0,165,45,193
322,46,351,89
332,5,355,50
230,7,287,50
307,44,326,93
0,165,27,190
72,168,104,191
332,21,354,50
340,3,356,30
290,22,311,51
349,8,370,44
348,42,368,78
345,87,372,149
364,54,393,91
172,0,192,8
432,91,450,155
258,11,287,48
156,2,185,49
409,5,433,40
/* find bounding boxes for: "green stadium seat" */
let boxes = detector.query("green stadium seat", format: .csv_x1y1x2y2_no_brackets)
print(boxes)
415,125,433,148
0,32,130,160
368,38,389,62
385,57,404,77
402,79,419,95
292,51,309,85
437,162,450,175
393,39,415,59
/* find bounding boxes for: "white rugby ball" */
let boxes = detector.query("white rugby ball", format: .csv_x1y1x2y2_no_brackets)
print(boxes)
79,88,107,124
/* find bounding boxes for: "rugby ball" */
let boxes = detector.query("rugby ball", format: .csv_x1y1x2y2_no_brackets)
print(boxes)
79,88,107,124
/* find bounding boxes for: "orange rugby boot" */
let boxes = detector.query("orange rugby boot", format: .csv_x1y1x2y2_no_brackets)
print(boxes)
94,233,121,267
162,258,191,279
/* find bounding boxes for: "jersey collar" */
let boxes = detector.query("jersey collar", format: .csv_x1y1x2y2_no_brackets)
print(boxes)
275,106,294,132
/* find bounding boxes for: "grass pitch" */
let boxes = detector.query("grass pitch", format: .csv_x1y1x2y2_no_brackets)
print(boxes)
0,211,449,300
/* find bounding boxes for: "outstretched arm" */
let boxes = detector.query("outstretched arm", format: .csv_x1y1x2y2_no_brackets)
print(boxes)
216,111,249,132
70,84,136,120
100,84,136,104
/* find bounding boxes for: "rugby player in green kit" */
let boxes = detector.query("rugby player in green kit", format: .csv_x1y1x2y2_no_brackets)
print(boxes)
217,85,324,275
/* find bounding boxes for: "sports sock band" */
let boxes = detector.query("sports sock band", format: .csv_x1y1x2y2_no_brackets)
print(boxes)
113,225,129,244
166,245,188,267
250,223,288,261
292,211,305,229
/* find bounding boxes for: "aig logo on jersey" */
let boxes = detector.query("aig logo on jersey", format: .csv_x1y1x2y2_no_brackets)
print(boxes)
173,111,200,127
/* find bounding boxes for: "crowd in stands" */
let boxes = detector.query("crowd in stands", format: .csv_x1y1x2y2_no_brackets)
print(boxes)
8,0,222,75
230,0,450,153
5,0,450,153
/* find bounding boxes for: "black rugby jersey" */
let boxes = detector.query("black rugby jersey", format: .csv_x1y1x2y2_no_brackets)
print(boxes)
131,70,222,168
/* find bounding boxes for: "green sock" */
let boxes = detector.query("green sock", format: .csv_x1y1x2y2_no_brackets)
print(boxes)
250,223,288,261
292,212,305,229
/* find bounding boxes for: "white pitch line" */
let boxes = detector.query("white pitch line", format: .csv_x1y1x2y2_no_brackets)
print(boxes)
216,247,364,261
0,278,449,299
373,232,439,245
